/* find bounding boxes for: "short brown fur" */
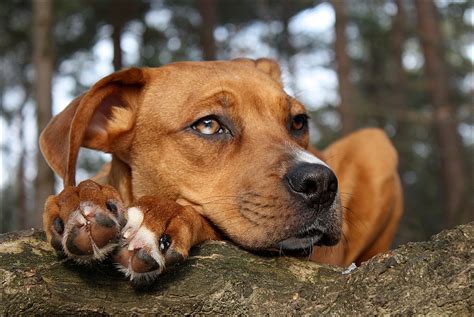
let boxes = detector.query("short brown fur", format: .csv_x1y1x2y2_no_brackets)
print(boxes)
40,58,403,268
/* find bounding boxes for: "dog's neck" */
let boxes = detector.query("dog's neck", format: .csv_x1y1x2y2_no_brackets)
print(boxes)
92,156,134,206
109,156,134,205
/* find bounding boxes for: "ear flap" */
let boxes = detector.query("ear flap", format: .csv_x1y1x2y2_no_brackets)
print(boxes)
233,58,283,86
39,68,147,187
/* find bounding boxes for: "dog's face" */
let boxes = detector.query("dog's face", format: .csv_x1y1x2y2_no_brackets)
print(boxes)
40,59,342,252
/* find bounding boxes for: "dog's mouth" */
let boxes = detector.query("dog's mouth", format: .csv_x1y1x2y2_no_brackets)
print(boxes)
277,224,340,252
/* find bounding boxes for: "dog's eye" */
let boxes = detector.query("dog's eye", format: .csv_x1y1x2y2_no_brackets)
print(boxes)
291,114,309,132
191,116,230,135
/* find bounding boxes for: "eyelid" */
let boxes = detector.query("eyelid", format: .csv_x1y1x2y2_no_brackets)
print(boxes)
294,113,310,120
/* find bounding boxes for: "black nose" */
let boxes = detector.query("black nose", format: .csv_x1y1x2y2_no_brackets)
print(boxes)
285,163,338,206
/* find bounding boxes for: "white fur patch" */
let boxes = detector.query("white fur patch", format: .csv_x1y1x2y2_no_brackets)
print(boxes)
116,207,165,283
122,207,144,239
293,149,329,168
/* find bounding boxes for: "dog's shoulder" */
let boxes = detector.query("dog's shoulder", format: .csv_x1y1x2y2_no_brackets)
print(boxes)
325,128,398,173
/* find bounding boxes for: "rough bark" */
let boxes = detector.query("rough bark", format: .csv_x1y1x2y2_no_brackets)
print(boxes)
1,223,472,315
197,0,217,61
332,0,356,135
33,0,55,229
415,0,468,227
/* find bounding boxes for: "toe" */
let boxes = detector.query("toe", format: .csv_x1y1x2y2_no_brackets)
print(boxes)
131,249,160,273
65,225,93,256
89,212,120,248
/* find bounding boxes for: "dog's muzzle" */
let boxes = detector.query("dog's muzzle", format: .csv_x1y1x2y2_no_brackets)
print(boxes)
279,162,341,250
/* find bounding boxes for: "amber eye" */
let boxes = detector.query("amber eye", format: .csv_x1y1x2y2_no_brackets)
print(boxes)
191,116,229,135
291,114,308,131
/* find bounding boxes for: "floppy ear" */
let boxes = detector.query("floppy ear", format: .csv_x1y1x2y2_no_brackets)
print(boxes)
39,68,147,187
233,58,283,86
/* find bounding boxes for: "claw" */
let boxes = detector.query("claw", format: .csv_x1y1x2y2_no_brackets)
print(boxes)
159,234,172,252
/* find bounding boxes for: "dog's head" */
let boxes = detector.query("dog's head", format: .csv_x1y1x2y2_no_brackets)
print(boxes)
40,58,342,252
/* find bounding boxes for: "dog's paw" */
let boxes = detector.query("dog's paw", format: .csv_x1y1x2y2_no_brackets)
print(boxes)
113,197,198,285
43,180,126,263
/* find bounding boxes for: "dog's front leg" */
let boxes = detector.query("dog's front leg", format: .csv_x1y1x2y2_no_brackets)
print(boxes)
112,196,219,285
44,180,219,285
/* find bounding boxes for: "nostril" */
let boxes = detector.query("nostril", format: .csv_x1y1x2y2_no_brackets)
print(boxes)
286,163,338,206
329,180,338,193
302,179,318,194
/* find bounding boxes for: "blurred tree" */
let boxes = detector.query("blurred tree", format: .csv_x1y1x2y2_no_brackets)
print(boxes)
332,0,355,135
0,0,35,232
105,0,149,70
197,0,217,60
33,0,55,228
0,0,472,244
391,0,408,115
415,0,468,227
390,0,410,174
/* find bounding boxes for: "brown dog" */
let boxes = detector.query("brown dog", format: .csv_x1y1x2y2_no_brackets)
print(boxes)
40,58,403,284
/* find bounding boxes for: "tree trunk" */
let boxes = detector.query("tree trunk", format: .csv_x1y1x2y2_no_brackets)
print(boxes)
391,0,408,112
280,0,297,92
197,0,217,61
33,0,55,229
15,81,30,230
112,23,123,71
16,143,27,229
110,1,127,71
390,0,410,176
332,0,356,135
0,222,472,315
415,0,468,227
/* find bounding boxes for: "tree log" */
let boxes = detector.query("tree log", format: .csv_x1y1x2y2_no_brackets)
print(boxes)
1,223,472,315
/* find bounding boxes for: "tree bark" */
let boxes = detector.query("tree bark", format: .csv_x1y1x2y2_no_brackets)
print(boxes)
332,0,356,135
33,0,55,229
0,223,472,315
197,0,217,60
415,0,468,227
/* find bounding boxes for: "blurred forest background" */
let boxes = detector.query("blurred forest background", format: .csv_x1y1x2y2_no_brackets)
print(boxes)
0,0,472,246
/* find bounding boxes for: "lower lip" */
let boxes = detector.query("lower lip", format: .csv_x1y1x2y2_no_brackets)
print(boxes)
277,235,321,250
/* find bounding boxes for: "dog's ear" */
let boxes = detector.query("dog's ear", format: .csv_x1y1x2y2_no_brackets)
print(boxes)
233,58,283,86
39,68,147,187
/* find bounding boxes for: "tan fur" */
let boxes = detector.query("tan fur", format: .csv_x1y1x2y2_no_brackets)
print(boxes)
40,58,403,266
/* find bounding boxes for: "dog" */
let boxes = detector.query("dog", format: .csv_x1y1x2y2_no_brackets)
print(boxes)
40,58,403,284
